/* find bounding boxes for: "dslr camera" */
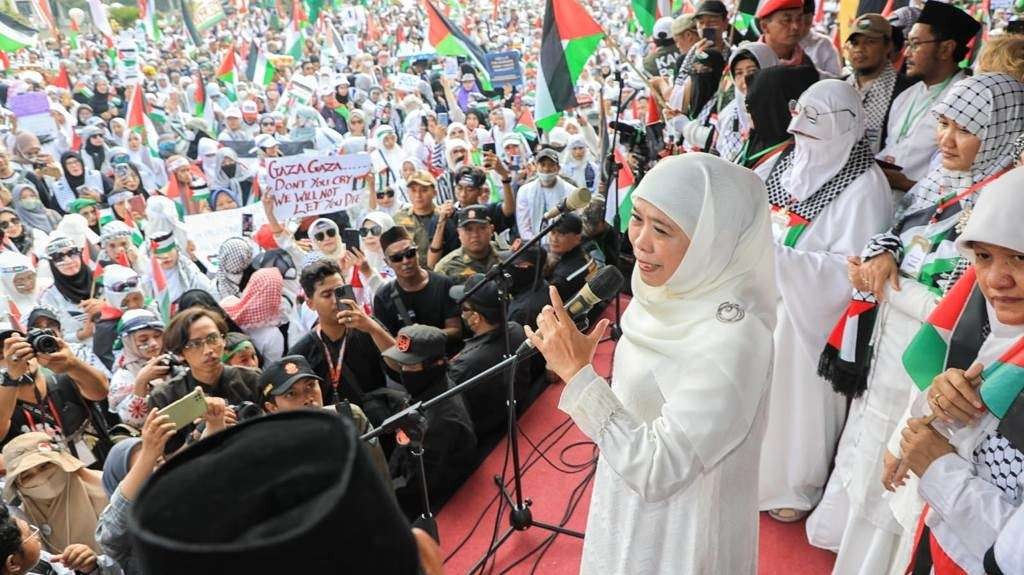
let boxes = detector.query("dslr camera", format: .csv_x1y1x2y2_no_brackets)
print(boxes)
25,329,60,355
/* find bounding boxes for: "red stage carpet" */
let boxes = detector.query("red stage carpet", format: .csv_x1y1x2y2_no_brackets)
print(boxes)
437,302,838,574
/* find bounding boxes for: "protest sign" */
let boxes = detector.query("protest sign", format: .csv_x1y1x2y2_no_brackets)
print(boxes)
342,33,360,56
263,152,373,220
484,51,523,88
184,202,266,266
392,73,422,94
190,0,225,31
8,92,57,139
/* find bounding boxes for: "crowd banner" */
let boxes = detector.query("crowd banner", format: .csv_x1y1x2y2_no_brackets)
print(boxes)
393,72,422,93
189,0,226,32
263,152,373,220
484,51,523,88
9,91,57,139
184,202,266,266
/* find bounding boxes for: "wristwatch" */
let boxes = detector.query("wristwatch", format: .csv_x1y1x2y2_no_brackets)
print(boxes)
0,369,28,388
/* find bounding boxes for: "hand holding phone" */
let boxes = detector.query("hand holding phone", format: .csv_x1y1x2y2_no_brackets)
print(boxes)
334,284,357,311
158,387,208,429
341,228,360,251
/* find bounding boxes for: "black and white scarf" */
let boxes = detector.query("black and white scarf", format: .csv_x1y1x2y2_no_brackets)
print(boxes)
765,138,876,223
849,66,898,153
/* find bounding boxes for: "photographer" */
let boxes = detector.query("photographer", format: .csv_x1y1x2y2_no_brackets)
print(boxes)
24,306,110,378
146,308,262,452
288,259,399,409
0,322,110,462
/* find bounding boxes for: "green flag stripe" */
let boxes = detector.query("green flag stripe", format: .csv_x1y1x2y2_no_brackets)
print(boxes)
981,361,1024,418
902,324,949,390
564,34,603,85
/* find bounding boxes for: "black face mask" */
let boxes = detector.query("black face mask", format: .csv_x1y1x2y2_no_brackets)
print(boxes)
400,364,447,397
222,164,237,178
509,265,537,292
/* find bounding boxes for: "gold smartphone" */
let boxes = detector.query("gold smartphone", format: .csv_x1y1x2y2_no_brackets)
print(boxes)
158,388,209,429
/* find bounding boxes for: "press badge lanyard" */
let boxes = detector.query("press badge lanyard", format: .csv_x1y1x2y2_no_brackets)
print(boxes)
318,327,348,391
22,384,64,434
896,75,954,143
930,170,1006,224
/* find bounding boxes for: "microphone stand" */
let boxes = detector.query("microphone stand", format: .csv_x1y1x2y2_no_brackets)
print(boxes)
367,215,586,570
601,68,628,343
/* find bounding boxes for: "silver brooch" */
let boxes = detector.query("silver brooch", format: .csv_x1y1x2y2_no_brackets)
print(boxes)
716,302,745,323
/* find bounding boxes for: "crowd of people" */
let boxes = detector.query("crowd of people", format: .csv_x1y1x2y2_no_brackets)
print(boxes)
0,0,1021,571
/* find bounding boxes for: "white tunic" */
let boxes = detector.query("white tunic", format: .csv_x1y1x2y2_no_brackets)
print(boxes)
800,31,843,78
759,167,893,511
877,72,964,183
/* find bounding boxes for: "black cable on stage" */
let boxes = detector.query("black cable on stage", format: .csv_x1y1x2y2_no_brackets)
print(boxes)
517,424,596,474
446,415,576,569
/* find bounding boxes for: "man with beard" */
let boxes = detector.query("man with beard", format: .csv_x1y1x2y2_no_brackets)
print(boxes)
382,324,476,519
877,1,978,190
843,14,914,153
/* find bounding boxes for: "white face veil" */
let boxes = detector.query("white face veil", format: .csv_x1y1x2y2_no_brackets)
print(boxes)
618,153,778,467
786,79,865,202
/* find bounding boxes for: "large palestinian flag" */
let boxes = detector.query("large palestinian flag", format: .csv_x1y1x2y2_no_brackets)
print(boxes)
981,336,1024,419
422,0,492,90
0,12,37,52
534,0,604,133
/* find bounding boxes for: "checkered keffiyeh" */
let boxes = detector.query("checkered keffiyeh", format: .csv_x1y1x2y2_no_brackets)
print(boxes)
765,138,876,223
900,73,1024,216
221,267,284,329
849,66,898,153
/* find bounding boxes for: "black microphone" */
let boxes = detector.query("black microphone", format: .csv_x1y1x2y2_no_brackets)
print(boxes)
516,265,625,354
543,187,592,220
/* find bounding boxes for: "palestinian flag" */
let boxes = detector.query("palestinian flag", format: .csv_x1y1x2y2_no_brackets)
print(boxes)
246,40,276,86
732,0,760,37
150,239,172,324
304,0,324,24
284,1,305,60
0,13,37,52
53,63,71,89
32,0,56,34
603,148,635,232
68,19,79,50
534,0,605,132
818,290,879,398
903,267,989,390
139,0,161,42
632,0,676,35
216,50,239,101
981,336,1024,419
194,72,216,130
179,0,203,46
422,0,493,90
126,82,160,157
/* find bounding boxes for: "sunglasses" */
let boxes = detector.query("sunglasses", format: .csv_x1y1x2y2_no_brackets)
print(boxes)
261,121,275,126
110,277,140,292
0,217,20,230
51,248,81,263
376,190,395,199
387,246,418,263
313,228,338,242
360,225,383,237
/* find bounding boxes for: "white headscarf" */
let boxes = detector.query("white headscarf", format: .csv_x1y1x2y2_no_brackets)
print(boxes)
0,250,38,316
786,79,865,202
618,153,777,466
957,166,1024,259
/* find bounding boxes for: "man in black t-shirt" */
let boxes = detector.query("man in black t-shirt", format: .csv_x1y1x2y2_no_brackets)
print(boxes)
288,259,399,413
373,226,461,350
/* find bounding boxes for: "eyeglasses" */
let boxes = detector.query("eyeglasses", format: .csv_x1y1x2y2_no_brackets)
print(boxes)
360,225,383,237
21,525,39,544
182,332,225,352
0,217,20,230
387,246,418,263
109,277,140,292
788,100,856,125
51,248,81,263
376,190,395,199
905,39,943,51
313,228,338,242
261,120,275,126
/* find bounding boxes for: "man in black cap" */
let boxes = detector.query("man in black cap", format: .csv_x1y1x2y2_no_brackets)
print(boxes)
129,410,444,575
382,324,476,519
433,205,503,285
515,147,576,241
453,163,514,233
877,0,977,191
693,0,732,53
546,212,598,302
260,355,391,482
448,274,533,446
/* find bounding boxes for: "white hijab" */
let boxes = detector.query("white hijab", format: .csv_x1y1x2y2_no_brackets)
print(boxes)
618,153,777,466
785,79,865,202
957,165,1024,260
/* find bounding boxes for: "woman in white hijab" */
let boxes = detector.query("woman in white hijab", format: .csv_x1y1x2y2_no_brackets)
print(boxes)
758,79,892,523
0,250,41,323
371,124,407,191
525,153,777,574
891,166,1024,573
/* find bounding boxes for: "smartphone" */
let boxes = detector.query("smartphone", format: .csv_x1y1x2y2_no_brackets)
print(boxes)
482,142,496,154
333,284,356,309
341,228,360,251
114,163,130,178
875,158,903,172
158,387,208,429
702,28,717,42
241,213,254,236
128,195,146,215
438,112,450,127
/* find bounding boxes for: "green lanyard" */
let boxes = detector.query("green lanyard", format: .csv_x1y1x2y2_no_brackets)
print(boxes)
740,140,788,167
896,75,955,143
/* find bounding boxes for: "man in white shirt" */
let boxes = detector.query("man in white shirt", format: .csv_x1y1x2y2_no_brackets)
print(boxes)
515,148,574,241
876,1,979,191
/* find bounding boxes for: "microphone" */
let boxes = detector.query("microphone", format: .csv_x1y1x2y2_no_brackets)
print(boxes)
516,265,625,354
543,187,592,220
